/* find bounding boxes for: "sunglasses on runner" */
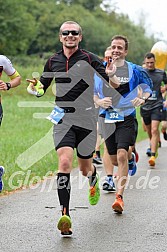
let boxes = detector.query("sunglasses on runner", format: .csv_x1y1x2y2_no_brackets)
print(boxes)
61,30,80,36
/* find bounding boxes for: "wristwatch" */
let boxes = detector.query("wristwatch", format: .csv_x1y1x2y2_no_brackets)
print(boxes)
140,96,147,101
6,82,11,90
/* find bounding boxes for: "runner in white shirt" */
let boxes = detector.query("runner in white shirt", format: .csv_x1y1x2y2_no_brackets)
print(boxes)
0,55,21,192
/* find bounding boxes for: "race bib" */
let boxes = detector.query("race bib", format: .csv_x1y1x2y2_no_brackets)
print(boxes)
46,106,65,124
148,90,157,100
105,109,124,123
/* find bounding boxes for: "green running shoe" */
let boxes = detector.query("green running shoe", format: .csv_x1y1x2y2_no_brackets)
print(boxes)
57,215,72,236
88,174,100,205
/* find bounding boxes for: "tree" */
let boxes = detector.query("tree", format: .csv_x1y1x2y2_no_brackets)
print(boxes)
56,0,103,10
0,0,37,55
0,0,156,63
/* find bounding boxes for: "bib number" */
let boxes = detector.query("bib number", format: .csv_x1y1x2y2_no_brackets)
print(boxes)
148,90,157,100
47,106,65,124
105,109,124,123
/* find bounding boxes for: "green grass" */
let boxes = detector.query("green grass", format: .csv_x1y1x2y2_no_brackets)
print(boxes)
1,92,52,191
0,62,149,193
1,91,78,193
136,107,149,142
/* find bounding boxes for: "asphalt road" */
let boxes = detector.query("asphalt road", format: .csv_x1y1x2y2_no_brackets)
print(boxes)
1,137,167,252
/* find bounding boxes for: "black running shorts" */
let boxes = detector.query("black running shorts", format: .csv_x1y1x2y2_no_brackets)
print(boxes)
104,115,136,155
53,114,97,159
140,106,162,125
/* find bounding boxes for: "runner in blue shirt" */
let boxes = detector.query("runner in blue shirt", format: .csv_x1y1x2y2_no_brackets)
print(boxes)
96,35,152,213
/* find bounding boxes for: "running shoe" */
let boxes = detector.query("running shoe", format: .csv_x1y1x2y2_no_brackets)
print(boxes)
92,156,103,165
162,130,167,140
0,166,5,192
149,156,156,166
102,176,116,192
132,149,139,163
128,153,137,176
89,174,100,205
57,215,72,236
112,194,124,213
146,147,151,157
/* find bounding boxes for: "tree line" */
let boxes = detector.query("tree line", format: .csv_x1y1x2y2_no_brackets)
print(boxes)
0,0,157,64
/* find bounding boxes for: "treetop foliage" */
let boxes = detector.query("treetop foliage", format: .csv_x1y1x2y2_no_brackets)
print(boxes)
0,0,157,64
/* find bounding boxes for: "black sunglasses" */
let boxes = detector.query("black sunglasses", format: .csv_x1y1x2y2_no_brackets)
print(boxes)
61,30,80,36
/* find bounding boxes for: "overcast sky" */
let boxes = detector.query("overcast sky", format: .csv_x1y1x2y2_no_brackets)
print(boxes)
115,0,167,40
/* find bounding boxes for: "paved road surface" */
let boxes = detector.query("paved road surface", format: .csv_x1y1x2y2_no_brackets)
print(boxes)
1,137,167,252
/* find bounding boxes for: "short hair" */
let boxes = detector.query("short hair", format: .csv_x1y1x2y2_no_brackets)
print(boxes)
111,35,129,50
106,46,111,51
144,52,155,59
59,21,82,34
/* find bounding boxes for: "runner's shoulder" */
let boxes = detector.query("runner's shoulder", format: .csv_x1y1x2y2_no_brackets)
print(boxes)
0,55,12,66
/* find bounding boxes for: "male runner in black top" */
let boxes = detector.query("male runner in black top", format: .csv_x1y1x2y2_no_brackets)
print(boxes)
141,52,167,166
27,20,119,236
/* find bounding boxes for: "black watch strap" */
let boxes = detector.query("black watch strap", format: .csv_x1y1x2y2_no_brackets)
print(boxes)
6,82,11,90
140,96,147,101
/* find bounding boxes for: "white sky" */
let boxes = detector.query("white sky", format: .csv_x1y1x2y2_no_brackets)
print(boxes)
115,0,167,40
